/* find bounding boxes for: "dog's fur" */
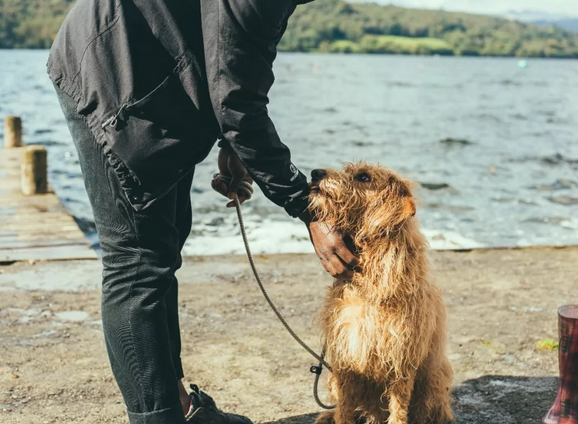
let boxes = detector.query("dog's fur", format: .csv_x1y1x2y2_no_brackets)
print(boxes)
308,163,454,424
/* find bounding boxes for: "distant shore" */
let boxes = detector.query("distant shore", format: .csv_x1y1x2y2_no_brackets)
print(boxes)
2,0,578,57
1,247,577,423
3,46,578,60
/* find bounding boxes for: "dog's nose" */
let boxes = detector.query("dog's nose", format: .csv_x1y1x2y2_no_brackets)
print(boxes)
311,169,327,181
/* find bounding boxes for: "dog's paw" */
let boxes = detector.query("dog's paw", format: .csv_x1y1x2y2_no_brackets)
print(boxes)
315,411,336,424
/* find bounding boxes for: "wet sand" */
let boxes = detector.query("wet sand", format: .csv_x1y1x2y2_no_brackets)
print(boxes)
1,246,577,423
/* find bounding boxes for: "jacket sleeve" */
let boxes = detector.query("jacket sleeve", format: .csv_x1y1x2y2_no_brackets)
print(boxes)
200,0,310,218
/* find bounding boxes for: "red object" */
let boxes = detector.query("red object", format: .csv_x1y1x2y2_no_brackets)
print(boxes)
544,305,578,424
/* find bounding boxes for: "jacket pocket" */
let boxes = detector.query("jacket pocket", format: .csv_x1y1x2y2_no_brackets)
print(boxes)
101,62,214,209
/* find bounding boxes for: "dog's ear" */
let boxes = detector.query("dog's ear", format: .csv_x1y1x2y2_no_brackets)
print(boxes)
401,196,416,219
359,194,416,240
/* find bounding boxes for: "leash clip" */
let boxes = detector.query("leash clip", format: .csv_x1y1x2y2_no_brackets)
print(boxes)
310,365,322,375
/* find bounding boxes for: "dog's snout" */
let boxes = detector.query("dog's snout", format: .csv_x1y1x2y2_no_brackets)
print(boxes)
311,169,327,181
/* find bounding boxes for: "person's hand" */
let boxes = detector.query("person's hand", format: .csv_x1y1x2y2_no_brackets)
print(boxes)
300,212,359,280
211,145,254,208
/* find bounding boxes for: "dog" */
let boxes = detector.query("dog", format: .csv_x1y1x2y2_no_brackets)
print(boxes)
308,163,454,424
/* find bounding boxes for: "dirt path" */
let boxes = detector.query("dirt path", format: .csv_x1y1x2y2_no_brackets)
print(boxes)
1,247,577,423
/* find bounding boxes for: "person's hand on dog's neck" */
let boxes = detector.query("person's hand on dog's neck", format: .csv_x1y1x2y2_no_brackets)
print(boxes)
299,210,359,280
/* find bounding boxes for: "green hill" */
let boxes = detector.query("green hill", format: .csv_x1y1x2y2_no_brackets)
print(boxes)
0,0,75,49
1,0,578,57
280,0,578,57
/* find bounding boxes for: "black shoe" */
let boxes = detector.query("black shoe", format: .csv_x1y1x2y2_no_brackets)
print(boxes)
186,384,253,424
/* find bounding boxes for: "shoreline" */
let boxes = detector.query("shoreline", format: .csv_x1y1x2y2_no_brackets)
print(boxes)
1,246,577,423
2,242,577,267
4,49,578,60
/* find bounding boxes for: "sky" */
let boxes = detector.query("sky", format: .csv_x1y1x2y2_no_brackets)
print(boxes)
357,0,578,18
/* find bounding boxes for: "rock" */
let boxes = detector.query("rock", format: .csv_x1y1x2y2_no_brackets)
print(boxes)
453,376,557,424
54,311,90,322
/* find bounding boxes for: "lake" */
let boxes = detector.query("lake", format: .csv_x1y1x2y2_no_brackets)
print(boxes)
1,50,577,255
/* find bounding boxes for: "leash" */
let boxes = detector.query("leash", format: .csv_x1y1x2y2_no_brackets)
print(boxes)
233,196,335,410
213,174,335,410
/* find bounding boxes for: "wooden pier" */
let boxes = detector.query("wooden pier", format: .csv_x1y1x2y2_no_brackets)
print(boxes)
0,118,97,262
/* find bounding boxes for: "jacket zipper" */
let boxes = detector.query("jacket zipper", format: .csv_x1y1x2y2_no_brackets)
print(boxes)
101,103,132,129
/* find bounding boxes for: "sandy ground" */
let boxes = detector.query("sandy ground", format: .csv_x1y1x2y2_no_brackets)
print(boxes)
1,246,577,424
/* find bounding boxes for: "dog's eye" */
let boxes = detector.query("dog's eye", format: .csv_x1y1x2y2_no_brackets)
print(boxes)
356,173,371,183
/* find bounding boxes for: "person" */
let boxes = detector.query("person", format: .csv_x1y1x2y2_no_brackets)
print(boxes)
47,0,358,423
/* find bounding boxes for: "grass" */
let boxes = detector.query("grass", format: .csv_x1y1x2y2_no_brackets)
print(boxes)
367,35,453,50
536,339,559,351
323,35,455,55
326,40,363,53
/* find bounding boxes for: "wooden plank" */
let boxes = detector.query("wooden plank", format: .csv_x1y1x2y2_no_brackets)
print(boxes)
0,245,99,262
0,147,97,262
0,234,87,243
0,238,91,248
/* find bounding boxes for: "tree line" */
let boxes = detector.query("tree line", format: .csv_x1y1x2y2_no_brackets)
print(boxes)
1,0,577,57
280,0,578,57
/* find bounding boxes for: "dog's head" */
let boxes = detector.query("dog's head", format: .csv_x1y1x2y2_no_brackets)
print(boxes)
308,162,416,242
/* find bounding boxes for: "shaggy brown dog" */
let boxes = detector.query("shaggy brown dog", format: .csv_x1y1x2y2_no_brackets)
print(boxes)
308,163,454,424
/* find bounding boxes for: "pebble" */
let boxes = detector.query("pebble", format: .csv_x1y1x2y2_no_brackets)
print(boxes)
54,311,90,322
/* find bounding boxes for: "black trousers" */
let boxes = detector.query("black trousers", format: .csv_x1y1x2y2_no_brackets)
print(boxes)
56,85,193,424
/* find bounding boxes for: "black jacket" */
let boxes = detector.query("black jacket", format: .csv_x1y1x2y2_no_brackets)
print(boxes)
48,0,312,217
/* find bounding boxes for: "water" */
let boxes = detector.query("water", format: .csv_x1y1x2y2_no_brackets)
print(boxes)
1,50,577,255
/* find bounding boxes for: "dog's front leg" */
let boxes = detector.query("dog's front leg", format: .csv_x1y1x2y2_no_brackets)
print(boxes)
387,373,416,424
315,373,358,424
315,374,339,424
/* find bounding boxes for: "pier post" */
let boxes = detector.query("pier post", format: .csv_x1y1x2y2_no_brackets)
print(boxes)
4,116,23,148
21,145,48,195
